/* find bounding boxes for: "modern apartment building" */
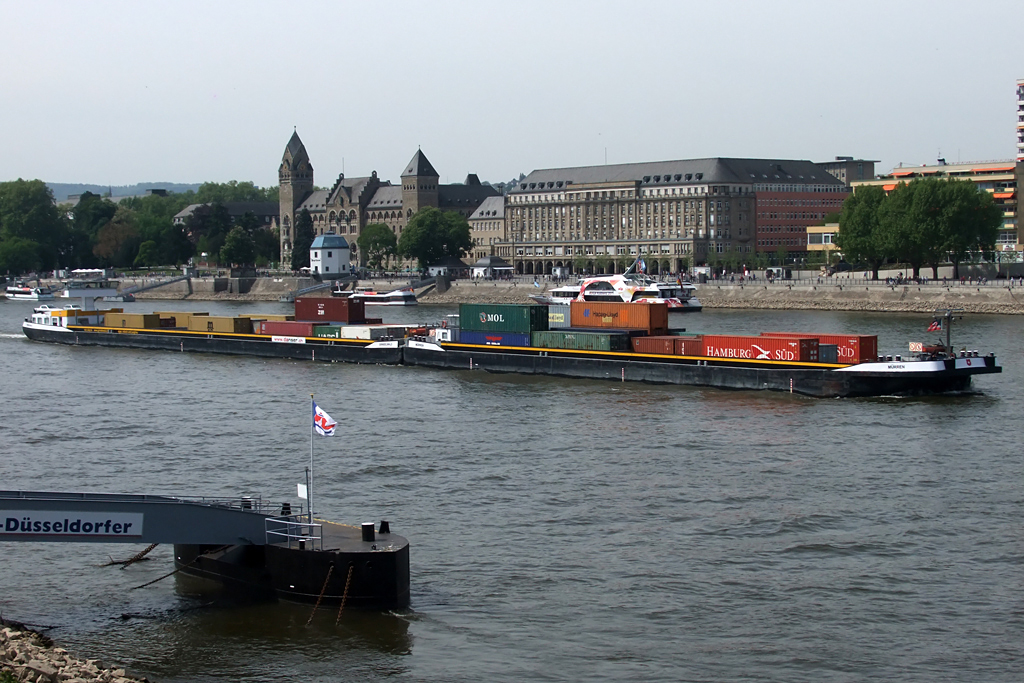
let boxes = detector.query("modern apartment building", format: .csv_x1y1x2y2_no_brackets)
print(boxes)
493,157,846,275
1017,78,1024,162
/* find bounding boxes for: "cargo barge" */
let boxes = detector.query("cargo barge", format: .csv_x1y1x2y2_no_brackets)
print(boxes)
20,295,1000,398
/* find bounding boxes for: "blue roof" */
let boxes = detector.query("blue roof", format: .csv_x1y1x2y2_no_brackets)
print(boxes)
310,234,349,249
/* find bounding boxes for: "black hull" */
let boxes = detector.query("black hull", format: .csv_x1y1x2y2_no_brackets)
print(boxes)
23,325,402,365
173,539,410,610
404,345,992,398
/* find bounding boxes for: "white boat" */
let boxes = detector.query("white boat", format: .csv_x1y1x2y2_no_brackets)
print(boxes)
332,285,417,306
5,282,55,301
530,273,702,312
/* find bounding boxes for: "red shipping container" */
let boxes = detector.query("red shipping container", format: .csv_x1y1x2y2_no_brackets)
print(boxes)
294,297,365,324
675,336,703,356
703,335,819,362
569,301,668,333
259,320,315,337
631,335,676,355
760,332,877,363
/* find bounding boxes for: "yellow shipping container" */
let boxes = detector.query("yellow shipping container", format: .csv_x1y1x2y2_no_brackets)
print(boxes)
105,313,161,329
154,311,208,328
187,315,250,334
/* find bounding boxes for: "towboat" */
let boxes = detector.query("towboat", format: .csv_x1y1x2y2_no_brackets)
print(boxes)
332,285,417,306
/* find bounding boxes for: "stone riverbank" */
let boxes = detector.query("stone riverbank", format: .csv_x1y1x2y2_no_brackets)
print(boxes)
0,622,150,682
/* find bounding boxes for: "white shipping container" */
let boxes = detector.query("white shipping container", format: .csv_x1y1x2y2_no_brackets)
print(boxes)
339,325,391,340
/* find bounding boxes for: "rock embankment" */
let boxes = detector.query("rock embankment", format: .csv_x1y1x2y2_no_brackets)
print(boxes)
0,624,149,683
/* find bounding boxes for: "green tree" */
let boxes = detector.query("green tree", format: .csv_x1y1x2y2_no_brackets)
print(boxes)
252,227,279,265
134,240,160,268
878,179,946,278
357,223,397,271
0,179,65,268
835,184,887,279
822,211,842,224
397,208,474,270
291,209,315,270
220,226,256,265
185,203,232,259
92,207,140,267
939,178,1002,278
195,181,278,204
0,237,42,274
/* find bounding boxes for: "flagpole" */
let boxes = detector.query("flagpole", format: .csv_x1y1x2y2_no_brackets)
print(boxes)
309,393,314,526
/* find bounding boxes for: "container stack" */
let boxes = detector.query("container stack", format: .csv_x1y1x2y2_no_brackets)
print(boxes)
294,297,366,325
702,335,820,362
759,332,877,363
458,303,549,347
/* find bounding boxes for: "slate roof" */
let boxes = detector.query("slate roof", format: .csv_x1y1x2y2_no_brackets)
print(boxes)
469,195,505,220
298,190,331,212
472,255,512,268
513,158,846,192
329,176,376,205
310,234,349,249
286,131,304,157
367,186,403,208
439,182,500,207
402,150,439,177
173,202,278,222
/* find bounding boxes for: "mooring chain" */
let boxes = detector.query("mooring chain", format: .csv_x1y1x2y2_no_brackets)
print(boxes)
305,564,334,627
130,546,225,590
120,543,159,570
335,564,354,625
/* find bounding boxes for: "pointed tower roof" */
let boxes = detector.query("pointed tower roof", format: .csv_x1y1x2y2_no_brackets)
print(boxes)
286,130,305,157
401,149,438,178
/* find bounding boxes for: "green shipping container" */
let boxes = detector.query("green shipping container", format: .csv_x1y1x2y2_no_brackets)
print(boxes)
531,330,631,352
459,304,549,333
313,325,343,339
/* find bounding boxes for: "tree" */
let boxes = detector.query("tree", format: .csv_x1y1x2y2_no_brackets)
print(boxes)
397,208,474,270
835,185,887,279
134,240,160,268
220,226,256,265
195,181,277,204
0,179,65,268
939,179,1001,278
92,207,140,267
185,203,232,259
878,179,945,278
0,237,42,274
291,209,315,270
357,223,397,271
252,227,279,265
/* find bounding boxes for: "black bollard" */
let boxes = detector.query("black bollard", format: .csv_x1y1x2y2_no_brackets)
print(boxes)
362,522,375,542
379,520,391,534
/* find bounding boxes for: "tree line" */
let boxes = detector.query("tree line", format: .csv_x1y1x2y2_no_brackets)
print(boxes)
835,178,1002,279
0,179,280,275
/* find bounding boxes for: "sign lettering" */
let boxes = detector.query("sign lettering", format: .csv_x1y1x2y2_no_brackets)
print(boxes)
1,511,143,537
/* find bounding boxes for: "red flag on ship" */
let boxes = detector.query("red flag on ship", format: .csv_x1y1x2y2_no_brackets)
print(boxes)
927,319,941,332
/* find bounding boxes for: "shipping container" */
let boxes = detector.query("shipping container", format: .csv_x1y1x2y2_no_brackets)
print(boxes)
364,317,383,324
459,330,531,347
259,320,315,337
313,325,343,339
760,332,877,363
294,297,365,324
569,301,668,333
632,336,676,355
339,325,393,340
547,304,572,329
105,313,161,329
565,327,649,337
703,335,819,362
154,311,208,329
676,336,704,356
459,304,548,333
818,344,839,364
187,316,251,334
531,330,632,352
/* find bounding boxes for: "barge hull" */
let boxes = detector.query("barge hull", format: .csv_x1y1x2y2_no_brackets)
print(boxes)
403,345,988,398
22,324,402,365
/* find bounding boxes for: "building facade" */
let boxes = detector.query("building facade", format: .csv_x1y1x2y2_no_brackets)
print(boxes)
468,195,506,261
278,132,497,264
816,157,877,186
1017,78,1023,162
309,233,350,278
492,157,846,275
852,160,1020,251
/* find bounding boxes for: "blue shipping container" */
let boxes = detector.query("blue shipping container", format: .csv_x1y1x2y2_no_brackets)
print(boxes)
458,330,531,347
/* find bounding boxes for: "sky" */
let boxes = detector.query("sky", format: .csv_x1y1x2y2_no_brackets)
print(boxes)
2,0,1021,188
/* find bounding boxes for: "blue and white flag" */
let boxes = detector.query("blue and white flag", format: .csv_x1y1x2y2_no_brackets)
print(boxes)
313,401,337,436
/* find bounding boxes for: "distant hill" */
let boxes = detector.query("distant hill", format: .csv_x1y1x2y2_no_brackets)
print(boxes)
47,182,203,201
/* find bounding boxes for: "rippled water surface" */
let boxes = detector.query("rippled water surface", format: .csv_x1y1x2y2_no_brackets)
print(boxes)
1,299,1021,681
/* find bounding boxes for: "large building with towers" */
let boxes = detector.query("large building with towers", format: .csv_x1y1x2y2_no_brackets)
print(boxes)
277,131,497,264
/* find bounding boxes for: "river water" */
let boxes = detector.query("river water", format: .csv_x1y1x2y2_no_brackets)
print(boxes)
0,299,1021,682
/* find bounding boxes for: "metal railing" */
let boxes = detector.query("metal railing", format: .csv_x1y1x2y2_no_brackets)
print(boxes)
265,515,323,551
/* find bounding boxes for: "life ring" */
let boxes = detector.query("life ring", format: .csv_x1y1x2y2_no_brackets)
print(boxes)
441,319,448,329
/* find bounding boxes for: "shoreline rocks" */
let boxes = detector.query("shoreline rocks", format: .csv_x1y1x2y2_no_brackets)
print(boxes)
0,622,149,683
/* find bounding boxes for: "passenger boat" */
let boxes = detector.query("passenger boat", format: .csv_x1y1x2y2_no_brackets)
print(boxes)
529,260,701,312
6,282,55,301
332,285,417,306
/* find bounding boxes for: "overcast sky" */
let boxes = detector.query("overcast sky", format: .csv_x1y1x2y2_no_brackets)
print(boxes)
2,0,1021,188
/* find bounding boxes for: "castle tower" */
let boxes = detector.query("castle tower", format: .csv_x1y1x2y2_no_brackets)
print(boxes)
401,149,439,218
279,131,314,263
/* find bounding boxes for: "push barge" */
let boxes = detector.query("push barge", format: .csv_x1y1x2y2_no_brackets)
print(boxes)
20,285,1000,397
